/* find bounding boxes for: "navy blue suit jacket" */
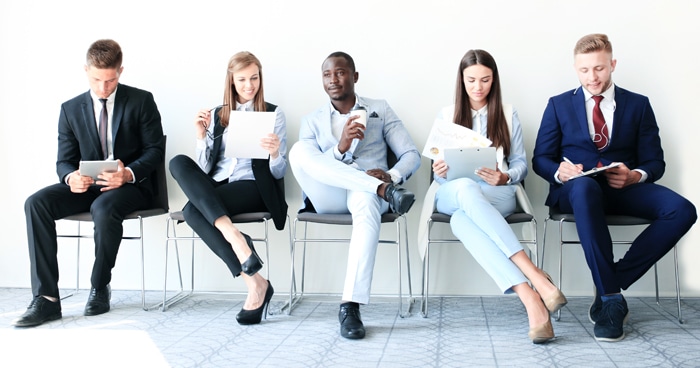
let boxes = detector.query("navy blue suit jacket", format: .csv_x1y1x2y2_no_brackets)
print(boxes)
532,85,665,207
56,84,164,195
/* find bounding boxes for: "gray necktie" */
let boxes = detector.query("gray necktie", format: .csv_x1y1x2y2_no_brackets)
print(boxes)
99,98,108,159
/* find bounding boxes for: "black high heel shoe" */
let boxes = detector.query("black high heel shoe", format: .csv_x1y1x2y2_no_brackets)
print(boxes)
236,280,274,325
240,233,263,276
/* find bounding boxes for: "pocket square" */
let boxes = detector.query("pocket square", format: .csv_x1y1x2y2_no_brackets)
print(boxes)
369,111,379,118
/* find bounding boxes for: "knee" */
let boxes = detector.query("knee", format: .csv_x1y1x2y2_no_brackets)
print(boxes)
674,197,697,228
169,154,191,177
288,142,303,166
568,177,602,201
90,204,121,227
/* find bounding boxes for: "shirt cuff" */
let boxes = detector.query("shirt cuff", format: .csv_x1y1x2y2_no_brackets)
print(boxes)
634,169,648,183
554,170,563,184
126,167,136,184
388,169,402,184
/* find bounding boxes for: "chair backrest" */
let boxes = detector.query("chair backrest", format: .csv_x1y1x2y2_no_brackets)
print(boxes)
151,135,169,212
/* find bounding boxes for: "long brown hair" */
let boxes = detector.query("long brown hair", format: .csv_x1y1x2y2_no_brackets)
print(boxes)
453,49,510,157
219,51,267,127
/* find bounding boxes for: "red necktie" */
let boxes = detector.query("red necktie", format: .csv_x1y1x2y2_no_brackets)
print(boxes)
592,95,608,150
99,98,108,159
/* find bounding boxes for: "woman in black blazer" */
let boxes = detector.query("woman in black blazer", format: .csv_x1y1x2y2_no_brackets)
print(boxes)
170,51,287,325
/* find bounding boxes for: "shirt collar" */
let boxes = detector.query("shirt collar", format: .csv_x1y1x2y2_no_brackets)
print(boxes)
329,95,359,115
90,86,118,103
470,104,488,118
582,82,616,102
235,99,254,111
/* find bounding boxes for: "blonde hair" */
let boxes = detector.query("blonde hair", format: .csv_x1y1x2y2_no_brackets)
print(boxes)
574,33,613,56
219,51,267,127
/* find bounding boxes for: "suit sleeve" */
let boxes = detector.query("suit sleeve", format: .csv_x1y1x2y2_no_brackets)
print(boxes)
126,91,164,183
532,98,564,185
382,102,421,183
633,98,665,182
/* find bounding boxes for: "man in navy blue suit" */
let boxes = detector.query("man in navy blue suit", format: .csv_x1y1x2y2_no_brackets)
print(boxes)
533,33,696,342
13,39,164,327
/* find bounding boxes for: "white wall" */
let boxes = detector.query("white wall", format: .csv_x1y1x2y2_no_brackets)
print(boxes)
1,0,698,299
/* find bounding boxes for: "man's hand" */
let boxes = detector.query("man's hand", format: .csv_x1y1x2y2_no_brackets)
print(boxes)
557,160,583,183
604,162,640,189
68,170,94,193
338,115,365,153
96,159,132,192
366,168,392,183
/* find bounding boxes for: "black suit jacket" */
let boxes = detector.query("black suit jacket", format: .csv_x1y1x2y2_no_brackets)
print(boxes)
209,103,288,230
56,84,165,195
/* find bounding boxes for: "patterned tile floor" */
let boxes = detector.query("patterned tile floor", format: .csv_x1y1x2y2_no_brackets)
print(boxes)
1,288,699,367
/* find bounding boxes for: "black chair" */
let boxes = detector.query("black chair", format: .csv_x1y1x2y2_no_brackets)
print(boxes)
542,207,682,323
158,210,290,311
282,150,414,317
420,182,538,317
57,136,169,310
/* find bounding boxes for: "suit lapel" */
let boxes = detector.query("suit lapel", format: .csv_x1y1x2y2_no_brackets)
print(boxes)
112,85,127,147
81,92,103,158
611,86,627,143
571,88,590,144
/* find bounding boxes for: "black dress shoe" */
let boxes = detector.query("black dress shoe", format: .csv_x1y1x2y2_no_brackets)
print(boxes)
84,284,111,316
382,184,415,215
339,302,365,339
236,280,274,325
12,296,62,327
240,232,263,276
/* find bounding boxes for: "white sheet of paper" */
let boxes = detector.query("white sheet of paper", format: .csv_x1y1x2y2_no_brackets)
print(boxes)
421,118,492,160
224,111,276,159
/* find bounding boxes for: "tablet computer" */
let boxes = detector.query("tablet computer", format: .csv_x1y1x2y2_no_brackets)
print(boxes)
444,147,497,181
79,160,118,180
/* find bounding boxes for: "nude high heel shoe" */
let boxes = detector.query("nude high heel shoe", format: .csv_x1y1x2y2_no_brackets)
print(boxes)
540,272,567,313
528,318,555,344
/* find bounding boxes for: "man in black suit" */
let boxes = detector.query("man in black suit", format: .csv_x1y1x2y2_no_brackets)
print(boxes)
13,39,164,327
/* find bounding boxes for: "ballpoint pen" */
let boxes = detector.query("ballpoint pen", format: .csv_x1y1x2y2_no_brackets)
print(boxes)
563,157,575,166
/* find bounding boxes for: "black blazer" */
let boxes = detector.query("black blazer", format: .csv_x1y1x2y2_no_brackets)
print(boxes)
56,84,165,195
209,102,288,230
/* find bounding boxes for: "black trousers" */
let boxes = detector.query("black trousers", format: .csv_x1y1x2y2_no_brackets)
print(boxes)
25,182,151,298
169,155,266,277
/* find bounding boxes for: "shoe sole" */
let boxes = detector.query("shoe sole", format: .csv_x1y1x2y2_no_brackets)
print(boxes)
595,331,626,342
394,197,415,215
12,312,62,327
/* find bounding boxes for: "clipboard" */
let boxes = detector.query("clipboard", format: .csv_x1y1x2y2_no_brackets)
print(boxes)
224,111,276,159
444,147,497,181
570,162,622,180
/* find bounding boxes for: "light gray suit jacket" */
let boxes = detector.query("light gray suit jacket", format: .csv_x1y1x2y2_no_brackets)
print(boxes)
298,95,420,184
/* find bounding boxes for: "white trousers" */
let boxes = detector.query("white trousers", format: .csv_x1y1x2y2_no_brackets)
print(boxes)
435,178,526,294
289,142,389,304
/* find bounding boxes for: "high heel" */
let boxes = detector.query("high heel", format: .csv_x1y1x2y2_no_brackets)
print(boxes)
236,280,274,325
528,318,555,344
540,272,567,313
240,233,263,276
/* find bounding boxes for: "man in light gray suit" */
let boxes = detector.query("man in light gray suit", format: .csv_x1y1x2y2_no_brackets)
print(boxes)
290,51,420,340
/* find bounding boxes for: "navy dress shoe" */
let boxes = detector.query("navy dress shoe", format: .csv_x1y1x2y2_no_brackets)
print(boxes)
382,184,415,215
339,302,365,339
594,294,629,342
588,287,603,324
84,284,111,316
12,296,62,327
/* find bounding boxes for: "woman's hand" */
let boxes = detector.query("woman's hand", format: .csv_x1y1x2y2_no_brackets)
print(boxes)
195,108,212,140
261,133,280,159
476,166,509,186
432,159,448,179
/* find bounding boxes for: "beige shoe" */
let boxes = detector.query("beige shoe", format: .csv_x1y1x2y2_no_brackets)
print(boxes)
528,319,555,344
541,272,568,313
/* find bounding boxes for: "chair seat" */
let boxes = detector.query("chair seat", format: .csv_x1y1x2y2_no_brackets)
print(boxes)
296,211,402,225
168,211,272,223
548,210,651,226
430,211,534,224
